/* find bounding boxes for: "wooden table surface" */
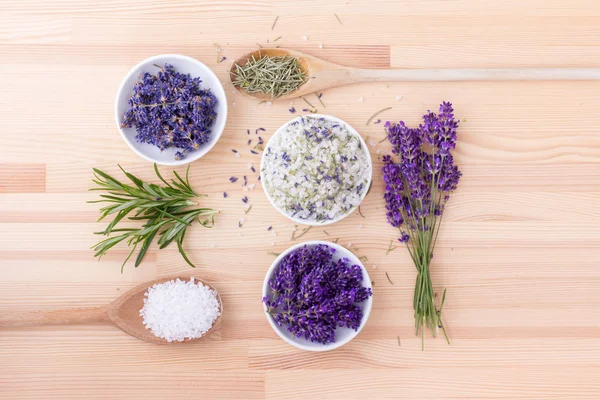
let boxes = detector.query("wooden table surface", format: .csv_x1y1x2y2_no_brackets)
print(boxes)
1,1,600,399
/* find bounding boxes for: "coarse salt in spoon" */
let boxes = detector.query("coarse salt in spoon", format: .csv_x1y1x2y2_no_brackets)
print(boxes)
230,48,600,101
0,276,223,344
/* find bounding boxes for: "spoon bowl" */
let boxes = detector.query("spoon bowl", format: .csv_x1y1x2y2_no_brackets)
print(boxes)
0,275,223,344
231,48,600,101
230,48,347,101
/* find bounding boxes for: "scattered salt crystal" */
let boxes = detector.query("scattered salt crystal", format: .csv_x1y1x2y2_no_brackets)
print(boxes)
319,43,323,49
139,278,220,343
372,264,377,269
302,35,308,40
357,224,363,229
396,95,403,101
358,96,364,102
376,149,381,154
210,243,215,248
369,140,376,147
239,217,245,225
348,241,353,247
249,184,256,190
242,186,249,192
266,101,272,107
248,163,253,169
235,153,241,158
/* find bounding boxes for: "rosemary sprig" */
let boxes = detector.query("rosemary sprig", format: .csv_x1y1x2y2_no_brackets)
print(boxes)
271,15,279,30
89,164,218,271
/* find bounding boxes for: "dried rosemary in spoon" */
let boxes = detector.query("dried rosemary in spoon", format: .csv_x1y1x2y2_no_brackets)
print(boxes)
232,55,308,99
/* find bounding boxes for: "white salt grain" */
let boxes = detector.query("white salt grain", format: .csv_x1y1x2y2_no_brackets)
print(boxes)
358,96,364,102
319,43,323,49
139,277,220,343
396,95,403,101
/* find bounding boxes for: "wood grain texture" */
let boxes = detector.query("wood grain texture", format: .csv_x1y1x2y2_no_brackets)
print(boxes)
0,0,599,398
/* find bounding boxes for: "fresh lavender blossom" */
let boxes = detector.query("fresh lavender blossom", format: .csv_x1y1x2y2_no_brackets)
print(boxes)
262,116,371,222
121,64,218,160
382,101,461,348
263,244,372,345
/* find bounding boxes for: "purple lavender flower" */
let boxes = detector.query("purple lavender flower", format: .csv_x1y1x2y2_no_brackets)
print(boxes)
381,102,461,345
121,64,218,160
263,244,372,345
382,102,462,241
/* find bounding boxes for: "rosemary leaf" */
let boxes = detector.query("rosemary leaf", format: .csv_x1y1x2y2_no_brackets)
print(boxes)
366,107,392,126
385,272,394,285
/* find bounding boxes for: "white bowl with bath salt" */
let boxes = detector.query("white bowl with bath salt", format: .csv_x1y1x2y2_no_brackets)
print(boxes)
260,114,372,226
139,277,222,343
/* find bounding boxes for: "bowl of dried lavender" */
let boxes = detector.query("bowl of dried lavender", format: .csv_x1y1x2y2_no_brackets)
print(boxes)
115,54,227,165
262,241,373,351
260,115,372,226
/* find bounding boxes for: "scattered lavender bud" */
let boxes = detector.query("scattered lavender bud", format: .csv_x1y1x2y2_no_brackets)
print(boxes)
229,176,238,183
223,192,228,198
289,106,296,113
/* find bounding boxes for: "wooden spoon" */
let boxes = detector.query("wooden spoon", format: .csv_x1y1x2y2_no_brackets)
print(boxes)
0,276,223,344
231,48,600,101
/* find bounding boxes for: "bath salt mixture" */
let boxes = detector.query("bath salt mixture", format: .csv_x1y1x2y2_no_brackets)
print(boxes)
139,277,220,342
262,116,371,222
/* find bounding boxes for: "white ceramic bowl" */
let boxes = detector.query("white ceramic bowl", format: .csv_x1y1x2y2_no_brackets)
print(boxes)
260,114,372,226
262,240,373,351
114,54,228,166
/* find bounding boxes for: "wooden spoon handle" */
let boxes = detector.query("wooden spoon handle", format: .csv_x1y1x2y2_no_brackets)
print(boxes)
0,306,107,327
350,67,600,82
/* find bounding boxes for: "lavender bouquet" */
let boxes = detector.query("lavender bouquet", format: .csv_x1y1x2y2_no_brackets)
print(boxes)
382,102,461,348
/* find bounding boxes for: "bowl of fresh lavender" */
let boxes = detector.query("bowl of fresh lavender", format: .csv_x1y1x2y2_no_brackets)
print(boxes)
115,54,227,165
262,241,373,351
260,115,372,225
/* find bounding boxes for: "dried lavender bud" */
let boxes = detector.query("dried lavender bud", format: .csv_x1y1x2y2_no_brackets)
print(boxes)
121,64,218,160
263,244,372,345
